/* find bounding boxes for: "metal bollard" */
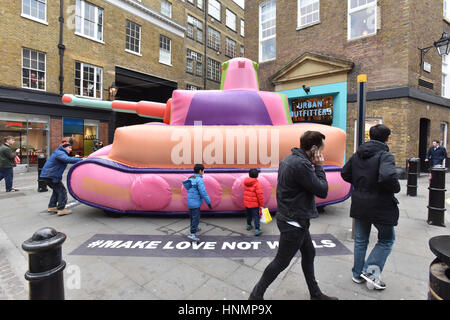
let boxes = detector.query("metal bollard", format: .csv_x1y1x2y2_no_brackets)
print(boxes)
427,166,447,227
37,154,48,192
428,235,450,300
407,157,420,196
22,227,67,300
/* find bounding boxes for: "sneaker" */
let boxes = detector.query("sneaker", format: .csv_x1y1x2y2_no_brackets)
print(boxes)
310,293,339,300
352,276,366,284
6,188,19,192
187,233,200,242
57,209,72,216
195,227,201,233
254,229,262,236
246,224,253,231
361,273,386,290
48,207,58,213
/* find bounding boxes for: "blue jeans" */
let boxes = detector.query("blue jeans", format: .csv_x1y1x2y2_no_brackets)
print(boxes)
352,219,395,279
246,207,260,229
44,179,68,210
189,207,201,234
0,168,13,191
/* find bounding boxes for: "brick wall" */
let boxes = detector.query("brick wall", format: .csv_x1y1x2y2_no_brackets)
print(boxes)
99,121,109,146
50,117,62,152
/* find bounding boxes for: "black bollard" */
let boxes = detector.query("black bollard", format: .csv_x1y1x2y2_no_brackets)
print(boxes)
37,154,48,192
427,166,447,227
407,157,420,196
428,235,450,300
22,227,67,300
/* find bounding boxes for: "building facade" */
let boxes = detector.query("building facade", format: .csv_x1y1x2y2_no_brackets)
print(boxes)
245,0,450,170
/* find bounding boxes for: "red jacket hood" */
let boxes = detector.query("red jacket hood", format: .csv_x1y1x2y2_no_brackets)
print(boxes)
244,177,258,187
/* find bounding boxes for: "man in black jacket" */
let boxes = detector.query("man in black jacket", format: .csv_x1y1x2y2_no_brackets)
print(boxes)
425,140,447,167
249,131,337,300
0,136,19,192
341,124,400,290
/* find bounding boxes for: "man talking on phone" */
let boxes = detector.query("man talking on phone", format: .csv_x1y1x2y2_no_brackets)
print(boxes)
249,131,338,300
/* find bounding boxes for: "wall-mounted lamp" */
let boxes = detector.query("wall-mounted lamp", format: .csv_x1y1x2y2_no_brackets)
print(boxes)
302,85,310,94
108,82,118,100
418,32,450,70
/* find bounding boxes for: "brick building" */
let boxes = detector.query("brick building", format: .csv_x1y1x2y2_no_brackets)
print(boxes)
245,0,450,171
0,0,244,164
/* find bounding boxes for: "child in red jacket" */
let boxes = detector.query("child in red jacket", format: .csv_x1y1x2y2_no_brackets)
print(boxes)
243,168,265,236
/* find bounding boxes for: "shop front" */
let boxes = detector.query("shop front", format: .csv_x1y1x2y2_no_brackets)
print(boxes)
63,118,99,157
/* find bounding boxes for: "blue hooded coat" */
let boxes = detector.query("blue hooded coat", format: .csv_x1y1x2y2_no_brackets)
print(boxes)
182,174,211,209
40,146,83,182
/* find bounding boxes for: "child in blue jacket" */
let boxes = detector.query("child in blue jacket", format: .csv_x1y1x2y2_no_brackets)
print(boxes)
182,164,212,241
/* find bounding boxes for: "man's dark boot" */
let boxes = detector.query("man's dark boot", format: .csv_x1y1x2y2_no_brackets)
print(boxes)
310,293,338,300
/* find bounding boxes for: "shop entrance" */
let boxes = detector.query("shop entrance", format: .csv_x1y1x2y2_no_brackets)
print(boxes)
63,118,99,157
419,118,430,172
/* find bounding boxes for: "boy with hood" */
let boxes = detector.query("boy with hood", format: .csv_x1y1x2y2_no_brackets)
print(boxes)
341,124,400,290
182,164,212,241
243,168,265,236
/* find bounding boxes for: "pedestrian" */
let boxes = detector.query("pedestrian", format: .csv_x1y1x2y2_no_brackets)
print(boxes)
243,168,265,236
341,124,400,290
249,131,338,300
182,164,212,241
0,136,19,192
425,139,447,168
40,141,83,216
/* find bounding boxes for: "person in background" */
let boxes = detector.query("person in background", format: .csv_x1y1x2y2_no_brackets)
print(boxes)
40,142,83,216
425,140,447,167
0,136,19,192
243,168,265,236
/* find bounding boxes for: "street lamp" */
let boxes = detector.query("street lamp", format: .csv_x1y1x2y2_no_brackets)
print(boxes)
419,32,450,69
108,82,118,100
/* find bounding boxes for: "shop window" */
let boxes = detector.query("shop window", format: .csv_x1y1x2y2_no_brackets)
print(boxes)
126,20,141,55
348,0,377,40
75,0,104,42
298,0,320,29
75,61,103,99
208,0,221,21
22,0,46,23
63,118,98,157
259,0,276,62
226,9,236,31
22,48,46,91
159,35,172,65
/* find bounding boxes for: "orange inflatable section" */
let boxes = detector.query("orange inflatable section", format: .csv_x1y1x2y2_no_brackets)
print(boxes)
106,123,346,168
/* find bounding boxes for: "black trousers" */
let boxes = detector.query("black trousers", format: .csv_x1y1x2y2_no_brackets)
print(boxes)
251,219,321,298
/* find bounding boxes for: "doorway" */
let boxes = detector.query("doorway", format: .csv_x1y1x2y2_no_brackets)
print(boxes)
419,118,430,172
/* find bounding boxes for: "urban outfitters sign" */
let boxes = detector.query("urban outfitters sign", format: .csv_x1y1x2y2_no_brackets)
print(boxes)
69,234,351,258
290,96,333,125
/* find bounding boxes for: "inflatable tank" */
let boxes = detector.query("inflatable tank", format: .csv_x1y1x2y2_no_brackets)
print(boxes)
63,58,351,215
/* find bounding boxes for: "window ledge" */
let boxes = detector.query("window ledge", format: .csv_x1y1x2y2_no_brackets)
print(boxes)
444,17,450,24
347,32,377,42
21,13,48,25
75,32,105,44
75,94,103,100
297,21,320,31
159,60,173,67
125,49,142,56
259,58,276,64
22,86,46,92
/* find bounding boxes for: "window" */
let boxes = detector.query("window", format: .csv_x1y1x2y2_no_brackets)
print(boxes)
259,0,276,62
22,48,46,91
225,38,237,58
443,54,450,98
445,0,450,21
207,58,221,82
75,0,104,42
187,15,203,43
240,45,244,56
188,0,194,4
441,122,448,150
348,0,377,40
208,27,221,51
226,9,236,31
240,19,245,37
75,62,102,98
187,84,201,90
126,20,141,54
186,49,203,76
197,0,204,10
208,0,221,21
22,0,46,23
298,0,320,29
161,0,172,18
159,35,172,65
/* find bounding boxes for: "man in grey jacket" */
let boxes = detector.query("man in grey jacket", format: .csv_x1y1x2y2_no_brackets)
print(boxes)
249,131,337,300
0,136,18,192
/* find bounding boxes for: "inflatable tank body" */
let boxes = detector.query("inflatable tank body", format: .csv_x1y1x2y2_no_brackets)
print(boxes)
63,58,351,215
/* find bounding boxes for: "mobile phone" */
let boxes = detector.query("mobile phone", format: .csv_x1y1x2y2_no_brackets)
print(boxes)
311,146,318,156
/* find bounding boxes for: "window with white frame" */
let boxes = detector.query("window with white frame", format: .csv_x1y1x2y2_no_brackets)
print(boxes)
207,58,221,82
226,9,236,31
187,84,201,90
22,48,46,90
348,0,377,40
75,0,104,42
445,0,450,21
186,49,203,76
188,0,194,4
187,15,203,43
75,61,102,98
197,0,204,10
22,0,46,23
240,45,244,56
443,54,450,98
126,20,141,54
259,0,276,62
298,0,320,29
161,0,172,18
208,27,221,51
240,19,245,37
208,0,221,21
225,38,236,58
159,35,172,65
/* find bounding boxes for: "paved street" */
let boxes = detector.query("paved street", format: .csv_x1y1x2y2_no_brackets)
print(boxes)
0,166,449,300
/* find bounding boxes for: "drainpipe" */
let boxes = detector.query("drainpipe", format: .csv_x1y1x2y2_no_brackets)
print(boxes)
58,0,65,95
204,4,207,90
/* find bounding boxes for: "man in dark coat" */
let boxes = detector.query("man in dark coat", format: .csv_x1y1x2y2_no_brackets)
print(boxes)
249,131,338,300
341,124,400,291
0,136,19,192
425,140,447,167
